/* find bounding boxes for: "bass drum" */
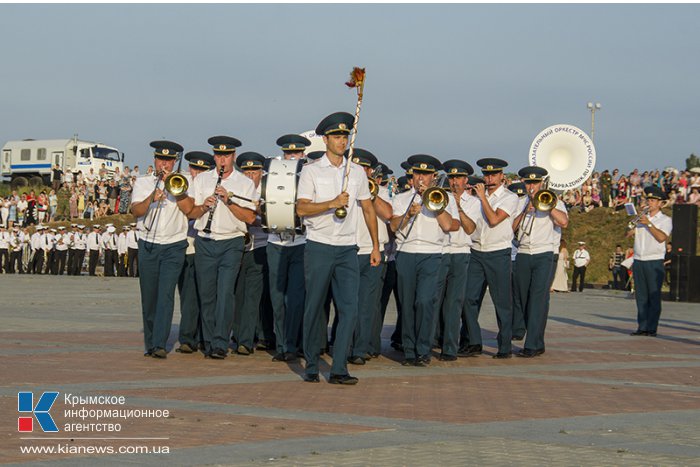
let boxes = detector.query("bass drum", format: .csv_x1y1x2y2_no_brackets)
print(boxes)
261,158,305,234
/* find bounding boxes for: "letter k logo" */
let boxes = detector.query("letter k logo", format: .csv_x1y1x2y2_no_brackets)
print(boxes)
18,392,59,432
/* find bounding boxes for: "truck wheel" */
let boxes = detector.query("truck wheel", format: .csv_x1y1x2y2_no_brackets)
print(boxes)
30,176,44,187
11,176,29,188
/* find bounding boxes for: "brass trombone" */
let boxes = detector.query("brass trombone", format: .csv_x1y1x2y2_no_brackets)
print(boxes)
517,178,558,241
144,155,189,232
396,173,448,239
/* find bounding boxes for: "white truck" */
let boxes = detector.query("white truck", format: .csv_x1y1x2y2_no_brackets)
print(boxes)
1,136,125,187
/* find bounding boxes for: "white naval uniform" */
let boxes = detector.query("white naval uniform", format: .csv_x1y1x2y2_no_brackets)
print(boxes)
391,188,458,254
131,173,189,245
633,210,673,261
470,184,519,252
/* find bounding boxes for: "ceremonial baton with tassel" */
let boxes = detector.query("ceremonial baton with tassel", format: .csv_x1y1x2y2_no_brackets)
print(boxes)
334,66,366,219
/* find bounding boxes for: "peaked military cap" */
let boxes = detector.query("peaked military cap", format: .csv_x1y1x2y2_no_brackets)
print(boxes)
508,182,527,197
518,166,548,182
347,148,377,168
185,151,215,170
208,136,242,154
376,162,393,176
396,176,412,193
467,175,485,186
78,224,85,229
58,226,65,230
306,151,326,161
93,224,101,229
644,186,668,200
443,159,474,177
150,140,183,159
315,112,354,136
277,134,312,152
407,154,443,173
477,157,508,174
236,152,266,170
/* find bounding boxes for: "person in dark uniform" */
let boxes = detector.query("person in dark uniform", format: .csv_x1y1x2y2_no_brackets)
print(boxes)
390,155,459,366
628,186,672,337
130,140,191,359
66,224,77,275
348,148,392,364
232,151,269,355
71,225,87,275
126,222,139,277
176,151,214,354
102,225,117,277
296,112,381,384
508,181,529,341
511,166,568,357
268,135,311,362
186,136,258,359
463,158,519,358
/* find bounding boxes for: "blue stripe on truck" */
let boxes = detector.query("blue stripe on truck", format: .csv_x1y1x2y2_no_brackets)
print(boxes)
10,164,52,169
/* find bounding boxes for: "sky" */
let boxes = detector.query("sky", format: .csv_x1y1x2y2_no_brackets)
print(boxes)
1,4,699,175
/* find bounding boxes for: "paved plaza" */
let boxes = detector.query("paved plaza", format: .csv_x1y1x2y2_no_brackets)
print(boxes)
1,275,699,466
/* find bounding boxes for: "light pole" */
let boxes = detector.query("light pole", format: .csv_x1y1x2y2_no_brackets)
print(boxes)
587,102,601,142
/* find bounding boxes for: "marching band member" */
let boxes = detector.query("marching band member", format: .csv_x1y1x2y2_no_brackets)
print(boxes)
44,228,57,274
628,186,672,337
232,151,269,355
101,225,117,277
29,225,44,274
390,155,459,366
508,182,528,341
87,225,101,276
126,222,139,277
67,224,77,275
348,149,392,364
511,167,568,357
463,158,519,358
0,225,10,273
296,112,380,384
436,160,478,361
187,136,257,360
53,226,68,275
71,225,87,276
268,135,311,362
176,151,214,354
130,140,191,359
117,226,128,277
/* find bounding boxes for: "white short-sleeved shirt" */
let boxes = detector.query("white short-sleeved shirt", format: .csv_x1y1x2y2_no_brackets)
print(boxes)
296,155,371,246
470,185,519,252
518,199,568,255
247,185,268,251
634,210,672,261
356,185,390,255
131,173,188,245
572,248,590,267
191,169,258,241
448,192,480,254
392,188,457,254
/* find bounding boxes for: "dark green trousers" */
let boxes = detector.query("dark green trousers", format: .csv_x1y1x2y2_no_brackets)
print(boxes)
632,260,664,333
303,241,359,377
233,247,266,349
178,253,202,348
267,243,305,354
513,252,553,351
351,254,385,357
195,236,244,354
437,253,470,357
464,248,513,354
138,239,187,353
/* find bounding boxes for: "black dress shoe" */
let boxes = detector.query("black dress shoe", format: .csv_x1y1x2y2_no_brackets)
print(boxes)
151,348,167,359
329,374,359,385
284,352,299,362
401,358,416,366
493,352,512,359
630,330,649,336
647,331,657,337
516,349,539,358
236,345,252,355
143,350,153,357
347,355,366,365
391,342,403,351
176,343,194,354
415,355,431,366
439,354,457,361
457,345,482,357
209,349,227,359
368,352,380,359
511,335,525,341
272,352,287,362
303,373,320,383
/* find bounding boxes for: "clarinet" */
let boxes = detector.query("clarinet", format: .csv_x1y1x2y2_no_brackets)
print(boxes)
203,166,225,234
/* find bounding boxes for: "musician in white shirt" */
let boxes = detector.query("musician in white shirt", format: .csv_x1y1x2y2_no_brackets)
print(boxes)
511,166,569,357
130,140,191,359
296,112,380,384
268,134,311,362
348,149,392,365
185,136,257,360
463,158,520,359
390,155,459,366
87,225,102,276
627,186,673,337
